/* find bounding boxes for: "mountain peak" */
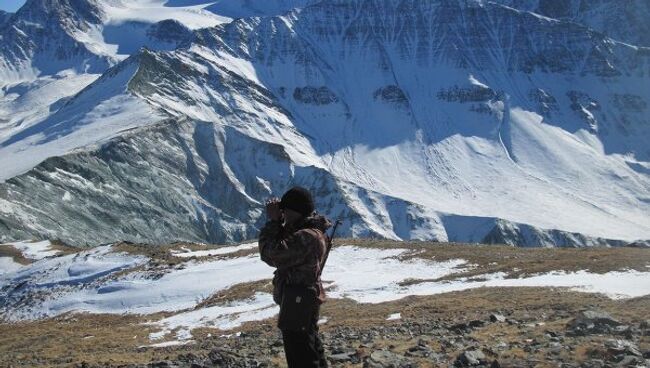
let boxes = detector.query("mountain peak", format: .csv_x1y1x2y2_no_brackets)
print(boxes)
0,0,649,247
17,0,105,28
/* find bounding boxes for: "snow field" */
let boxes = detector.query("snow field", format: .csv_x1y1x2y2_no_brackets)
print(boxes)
2,242,649,343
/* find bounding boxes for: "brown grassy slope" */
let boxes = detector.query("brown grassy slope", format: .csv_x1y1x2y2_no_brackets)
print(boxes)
0,240,648,367
343,239,650,278
1,288,648,367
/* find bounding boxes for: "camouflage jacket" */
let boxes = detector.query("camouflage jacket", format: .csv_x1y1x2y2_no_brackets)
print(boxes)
258,214,332,305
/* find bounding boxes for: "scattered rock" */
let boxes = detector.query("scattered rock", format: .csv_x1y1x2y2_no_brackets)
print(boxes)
293,86,338,105
207,348,242,366
364,350,412,368
640,320,650,329
489,314,506,323
149,361,175,368
405,343,435,358
582,359,606,368
469,320,486,328
640,321,650,336
451,320,485,332
614,355,643,367
455,349,487,366
506,318,520,325
567,310,621,335
328,351,356,363
373,85,409,108
604,339,642,357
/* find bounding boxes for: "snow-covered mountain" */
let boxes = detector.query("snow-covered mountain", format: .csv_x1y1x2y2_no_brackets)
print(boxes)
0,0,649,247
498,0,650,47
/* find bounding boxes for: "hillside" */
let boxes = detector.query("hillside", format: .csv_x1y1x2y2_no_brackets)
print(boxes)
1,239,649,367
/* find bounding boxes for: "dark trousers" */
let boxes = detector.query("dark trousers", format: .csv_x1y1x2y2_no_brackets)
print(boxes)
281,323,327,368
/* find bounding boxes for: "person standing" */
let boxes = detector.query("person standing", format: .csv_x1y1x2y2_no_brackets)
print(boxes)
258,186,331,368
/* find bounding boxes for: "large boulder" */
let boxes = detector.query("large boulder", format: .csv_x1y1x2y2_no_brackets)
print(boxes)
567,310,622,336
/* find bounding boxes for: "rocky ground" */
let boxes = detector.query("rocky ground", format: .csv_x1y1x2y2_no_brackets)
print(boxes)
142,293,650,368
2,288,649,367
1,241,649,367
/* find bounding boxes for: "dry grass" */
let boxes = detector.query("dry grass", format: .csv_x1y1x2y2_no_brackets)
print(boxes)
1,240,648,367
0,244,32,265
343,238,650,281
195,279,273,309
111,241,184,264
112,241,259,263
48,240,79,256
1,287,648,367
0,313,157,367
0,240,78,265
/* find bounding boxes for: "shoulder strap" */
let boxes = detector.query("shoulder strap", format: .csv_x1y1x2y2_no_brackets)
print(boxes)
301,220,341,278
301,228,328,278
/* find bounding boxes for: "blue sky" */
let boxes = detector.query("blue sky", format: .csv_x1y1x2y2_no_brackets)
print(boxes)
0,0,26,12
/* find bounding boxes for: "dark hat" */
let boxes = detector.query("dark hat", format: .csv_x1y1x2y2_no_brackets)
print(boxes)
280,186,314,217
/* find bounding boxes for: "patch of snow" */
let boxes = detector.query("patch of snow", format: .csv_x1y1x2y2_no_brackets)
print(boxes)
0,257,24,275
142,340,195,348
5,243,650,340
323,246,468,303
485,270,650,300
149,292,277,340
468,74,489,89
399,269,650,302
2,240,58,260
148,330,167,340
105,0,230,31
0,245,149,320
2,251,273,321
324,247,650,303
219,331,242,338
386,313,401,321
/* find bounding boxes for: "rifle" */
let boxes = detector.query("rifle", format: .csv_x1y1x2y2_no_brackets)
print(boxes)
318,219,342,277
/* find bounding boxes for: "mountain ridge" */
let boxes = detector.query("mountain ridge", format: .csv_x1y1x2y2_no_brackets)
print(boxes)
0,0,649,247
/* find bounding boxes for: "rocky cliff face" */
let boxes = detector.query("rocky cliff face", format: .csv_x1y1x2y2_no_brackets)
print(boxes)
0,0,648,247
497,0,650,47
0,0,112,84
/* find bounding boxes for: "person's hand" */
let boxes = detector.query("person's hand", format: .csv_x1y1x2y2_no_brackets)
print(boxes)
265,197,282,221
